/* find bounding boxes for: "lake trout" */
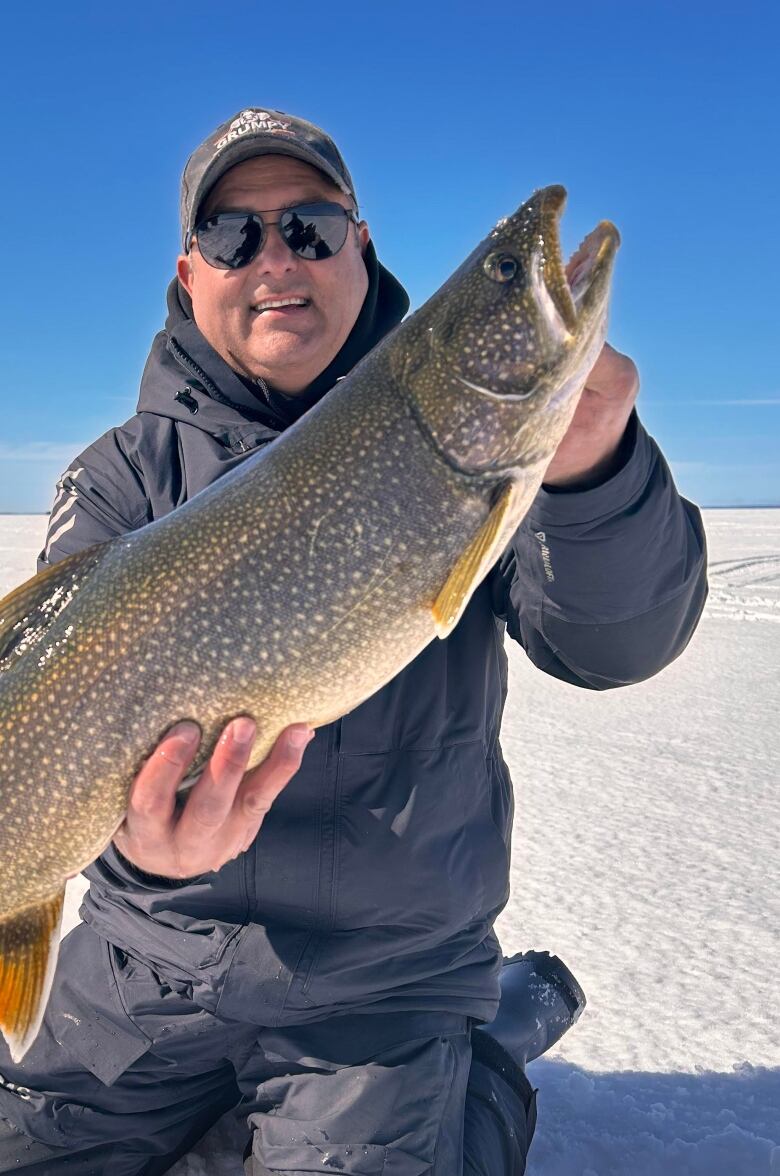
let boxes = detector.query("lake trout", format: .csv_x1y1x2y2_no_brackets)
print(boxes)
0,185,619,1061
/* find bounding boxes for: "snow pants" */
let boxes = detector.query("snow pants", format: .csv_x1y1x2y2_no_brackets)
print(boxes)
0,923,535,1175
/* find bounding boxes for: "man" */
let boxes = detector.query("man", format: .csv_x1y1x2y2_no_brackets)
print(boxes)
0,108,707,1174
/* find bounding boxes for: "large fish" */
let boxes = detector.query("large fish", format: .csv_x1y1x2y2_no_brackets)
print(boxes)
0,185,619,1060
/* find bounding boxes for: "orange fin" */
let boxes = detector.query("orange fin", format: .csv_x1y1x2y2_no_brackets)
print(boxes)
0,889,65,1062
432,482,517,638
0,543,107,675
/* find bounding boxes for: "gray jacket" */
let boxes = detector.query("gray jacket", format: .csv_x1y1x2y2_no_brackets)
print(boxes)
39,257,707,1027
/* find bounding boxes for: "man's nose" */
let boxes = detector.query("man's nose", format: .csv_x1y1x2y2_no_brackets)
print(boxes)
252,221,299,274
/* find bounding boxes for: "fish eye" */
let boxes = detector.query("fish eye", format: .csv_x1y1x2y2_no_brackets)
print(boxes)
484,252,519,283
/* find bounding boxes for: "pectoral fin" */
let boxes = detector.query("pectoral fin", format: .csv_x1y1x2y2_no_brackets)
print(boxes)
0,543,107,675
433,482,518,638
0,888,65,1062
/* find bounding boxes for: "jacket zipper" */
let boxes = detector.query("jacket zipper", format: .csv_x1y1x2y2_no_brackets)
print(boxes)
300,718,342,995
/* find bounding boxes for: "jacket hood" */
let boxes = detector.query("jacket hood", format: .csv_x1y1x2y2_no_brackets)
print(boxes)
136,242,409,444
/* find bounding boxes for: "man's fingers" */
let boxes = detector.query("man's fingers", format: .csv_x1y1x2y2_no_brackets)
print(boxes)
585,342,639,403
117,718,313,877
238,725,314,849
241,725,314,814
178,717,256,835
127,721,201,827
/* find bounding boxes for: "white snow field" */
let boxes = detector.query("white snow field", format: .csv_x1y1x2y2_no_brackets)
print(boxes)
1,510,778,1175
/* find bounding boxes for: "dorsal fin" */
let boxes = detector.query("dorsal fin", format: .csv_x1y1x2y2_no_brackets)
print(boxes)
0,543,108,674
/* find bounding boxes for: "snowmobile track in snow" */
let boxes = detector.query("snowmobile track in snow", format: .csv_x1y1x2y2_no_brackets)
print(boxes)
707,553,780,622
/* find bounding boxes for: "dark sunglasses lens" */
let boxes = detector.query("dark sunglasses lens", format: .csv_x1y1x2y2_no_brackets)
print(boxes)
280,204,350,260
198,215,263,269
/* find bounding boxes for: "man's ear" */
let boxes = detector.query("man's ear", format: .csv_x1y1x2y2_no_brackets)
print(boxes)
357,220,371,256
177,254,194,296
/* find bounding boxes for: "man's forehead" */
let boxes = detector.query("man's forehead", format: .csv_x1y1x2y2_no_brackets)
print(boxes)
203,155,345,214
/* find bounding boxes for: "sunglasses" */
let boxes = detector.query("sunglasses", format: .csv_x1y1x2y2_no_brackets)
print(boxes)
186,202,359,269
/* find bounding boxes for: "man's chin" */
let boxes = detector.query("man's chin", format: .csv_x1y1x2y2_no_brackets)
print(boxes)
238,342,334,393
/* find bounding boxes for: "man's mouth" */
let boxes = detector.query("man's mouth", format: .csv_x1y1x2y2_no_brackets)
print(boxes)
250,296,311,315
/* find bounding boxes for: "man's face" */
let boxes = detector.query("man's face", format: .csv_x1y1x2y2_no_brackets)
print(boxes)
177,155,370,393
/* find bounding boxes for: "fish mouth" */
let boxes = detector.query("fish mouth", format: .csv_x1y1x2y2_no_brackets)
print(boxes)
535,185,620,336
450,189,620,404
565,221,621,309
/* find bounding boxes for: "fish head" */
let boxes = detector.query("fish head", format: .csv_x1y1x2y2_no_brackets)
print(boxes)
400,185,621,473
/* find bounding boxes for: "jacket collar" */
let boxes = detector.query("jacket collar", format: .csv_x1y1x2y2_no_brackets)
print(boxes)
136,241,409,449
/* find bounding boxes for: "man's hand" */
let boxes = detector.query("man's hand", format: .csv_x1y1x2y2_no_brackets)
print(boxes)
543,342,639,488
112,718,314,880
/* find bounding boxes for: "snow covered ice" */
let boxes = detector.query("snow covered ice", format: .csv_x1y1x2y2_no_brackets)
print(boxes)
1,510,778,1175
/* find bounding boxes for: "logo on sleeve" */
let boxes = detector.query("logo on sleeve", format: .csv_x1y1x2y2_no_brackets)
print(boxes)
534,531,555,582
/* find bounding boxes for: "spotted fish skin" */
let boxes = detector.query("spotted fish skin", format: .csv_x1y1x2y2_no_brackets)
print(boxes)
0,185,619,1059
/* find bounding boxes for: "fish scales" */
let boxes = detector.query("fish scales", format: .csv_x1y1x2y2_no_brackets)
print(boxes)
0,184,620,1060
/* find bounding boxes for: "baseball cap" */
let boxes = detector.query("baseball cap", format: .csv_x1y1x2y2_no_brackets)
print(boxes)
180,108,358,247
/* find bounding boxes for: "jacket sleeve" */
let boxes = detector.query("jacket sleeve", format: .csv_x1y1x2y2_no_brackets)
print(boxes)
490,412,708,690
38,433,199,888
37,429,150,571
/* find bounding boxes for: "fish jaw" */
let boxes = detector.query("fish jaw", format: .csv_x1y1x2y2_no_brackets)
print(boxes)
397,185,620,475
527,183,578,339
565,219,622,324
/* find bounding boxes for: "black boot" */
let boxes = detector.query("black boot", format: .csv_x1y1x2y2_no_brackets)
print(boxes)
474,950,586,1067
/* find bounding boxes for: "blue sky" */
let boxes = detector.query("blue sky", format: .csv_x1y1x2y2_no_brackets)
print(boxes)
1,0,777,511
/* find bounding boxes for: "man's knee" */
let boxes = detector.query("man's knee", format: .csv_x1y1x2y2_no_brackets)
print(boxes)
238,1013,473,1176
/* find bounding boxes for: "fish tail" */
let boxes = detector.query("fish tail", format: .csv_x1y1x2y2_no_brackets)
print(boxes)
0,889,64,1062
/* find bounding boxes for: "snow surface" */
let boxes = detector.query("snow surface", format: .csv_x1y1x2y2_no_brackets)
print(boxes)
1,511,778,1174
